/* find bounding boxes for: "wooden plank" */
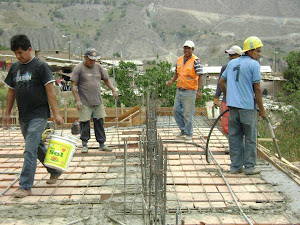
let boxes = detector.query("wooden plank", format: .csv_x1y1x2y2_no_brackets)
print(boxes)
258,138,279,142
104,121,131,128
111,105,140,122
258,144,300,185
119,110,140,122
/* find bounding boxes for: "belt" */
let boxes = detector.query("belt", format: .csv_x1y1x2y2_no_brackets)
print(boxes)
178,87,187,91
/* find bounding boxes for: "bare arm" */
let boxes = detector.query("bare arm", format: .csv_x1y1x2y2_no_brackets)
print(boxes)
103,79,118,99
253,82,266,119
4,88,15,128
219,77,227,98
45,82,64,125
71,80,83,110
166,72,178,87
196,75,203,101
214,66,226,106
71,80,81,101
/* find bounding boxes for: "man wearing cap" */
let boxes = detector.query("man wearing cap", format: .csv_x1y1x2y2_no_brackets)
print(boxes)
214,45,242,138
71,48,118,153
219,36,266,175
166,40,203,140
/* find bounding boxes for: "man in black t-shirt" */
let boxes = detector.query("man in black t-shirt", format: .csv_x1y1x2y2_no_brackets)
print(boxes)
4,34,64,198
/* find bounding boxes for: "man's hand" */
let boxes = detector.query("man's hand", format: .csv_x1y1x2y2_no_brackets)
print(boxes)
213,97,220,107
4,115,10,129
166,80,173,87
196,90,202,101
53,114,64,125
76,101,82,110
259,109,266,119
112,90,118,99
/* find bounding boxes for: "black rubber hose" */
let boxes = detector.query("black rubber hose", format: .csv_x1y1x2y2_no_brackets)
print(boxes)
205,108,229,163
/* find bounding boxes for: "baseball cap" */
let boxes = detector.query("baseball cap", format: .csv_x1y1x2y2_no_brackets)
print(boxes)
84,48,99,60
225,45,243,55
183,40,195,48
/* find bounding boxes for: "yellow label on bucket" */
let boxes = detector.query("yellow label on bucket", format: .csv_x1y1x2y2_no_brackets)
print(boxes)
44,139,73,170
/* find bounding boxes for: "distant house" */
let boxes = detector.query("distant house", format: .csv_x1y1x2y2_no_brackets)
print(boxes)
201,65,273,85
203,65,272,77
100,59,144,71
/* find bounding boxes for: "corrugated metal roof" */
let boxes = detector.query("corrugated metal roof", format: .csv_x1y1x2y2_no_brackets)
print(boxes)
203,66,272,74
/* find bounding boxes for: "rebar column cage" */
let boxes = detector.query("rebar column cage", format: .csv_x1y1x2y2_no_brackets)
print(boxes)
140,92,167,225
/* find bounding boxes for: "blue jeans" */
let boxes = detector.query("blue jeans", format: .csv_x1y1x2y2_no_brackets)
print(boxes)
228,108,257,173
19,118,62,190
173,89,197,135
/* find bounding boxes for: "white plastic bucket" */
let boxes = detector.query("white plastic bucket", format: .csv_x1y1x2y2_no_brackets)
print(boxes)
44,134,78,171
206,101,220,119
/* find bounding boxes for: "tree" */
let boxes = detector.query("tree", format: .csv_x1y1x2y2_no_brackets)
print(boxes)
105,60,213,107
258,51,300,161
113,52,121,58
283,51,300,91
106,61,139,107
135,61,176,107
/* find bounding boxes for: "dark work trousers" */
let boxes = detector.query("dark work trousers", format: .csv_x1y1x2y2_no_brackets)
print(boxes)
80,118,106,147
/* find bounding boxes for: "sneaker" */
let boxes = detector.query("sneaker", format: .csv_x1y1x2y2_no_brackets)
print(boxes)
176,130,185,137
99,145,112,152
245,168,261,175
13,188,32,198
230,168,244,174
184,135,193,140
225,147,230,154
46,174,61,184
81,146,88,153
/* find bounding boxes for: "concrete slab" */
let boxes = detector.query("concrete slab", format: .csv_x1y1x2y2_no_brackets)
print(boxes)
0,116,299,224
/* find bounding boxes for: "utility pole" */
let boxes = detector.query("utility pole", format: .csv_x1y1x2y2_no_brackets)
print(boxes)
68,37,71,59
274,51,278,73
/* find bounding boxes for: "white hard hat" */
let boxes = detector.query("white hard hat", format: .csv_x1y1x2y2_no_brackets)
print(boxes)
183,40,195,48
225,45,243,55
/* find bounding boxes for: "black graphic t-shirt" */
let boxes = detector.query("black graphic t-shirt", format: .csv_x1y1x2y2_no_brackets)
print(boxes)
5,57,54,120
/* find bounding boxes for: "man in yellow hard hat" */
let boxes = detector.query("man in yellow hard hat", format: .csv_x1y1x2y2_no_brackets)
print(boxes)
219,36,266,175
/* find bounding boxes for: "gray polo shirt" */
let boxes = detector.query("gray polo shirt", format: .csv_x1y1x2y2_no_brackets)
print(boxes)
71,62,109,106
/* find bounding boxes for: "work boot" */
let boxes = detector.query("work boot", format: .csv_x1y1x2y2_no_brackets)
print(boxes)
245,168,261,175
99,145,112,152
81,146,88,153
230,168,244,174
13,188,32,198
184,134,193,140
176,130,185,138
225,147,230,154
46,174,61,184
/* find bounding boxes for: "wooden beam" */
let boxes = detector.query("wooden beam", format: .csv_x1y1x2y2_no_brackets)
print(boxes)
119,110,140,122
258,138,279,142
111,105,140,122
258,144,300,185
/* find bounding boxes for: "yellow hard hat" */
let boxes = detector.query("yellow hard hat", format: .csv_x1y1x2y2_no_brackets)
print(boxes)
242,36,263,52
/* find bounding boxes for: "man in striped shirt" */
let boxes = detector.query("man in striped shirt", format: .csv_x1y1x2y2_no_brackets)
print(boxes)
166,40,203,140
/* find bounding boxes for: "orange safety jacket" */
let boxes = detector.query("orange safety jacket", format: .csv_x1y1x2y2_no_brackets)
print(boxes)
176,54,199,90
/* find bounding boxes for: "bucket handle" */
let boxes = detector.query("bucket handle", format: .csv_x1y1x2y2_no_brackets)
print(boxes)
52,122,65,137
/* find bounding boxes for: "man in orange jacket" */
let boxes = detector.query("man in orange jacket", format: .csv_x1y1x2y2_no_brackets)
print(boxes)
166,40,203,140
